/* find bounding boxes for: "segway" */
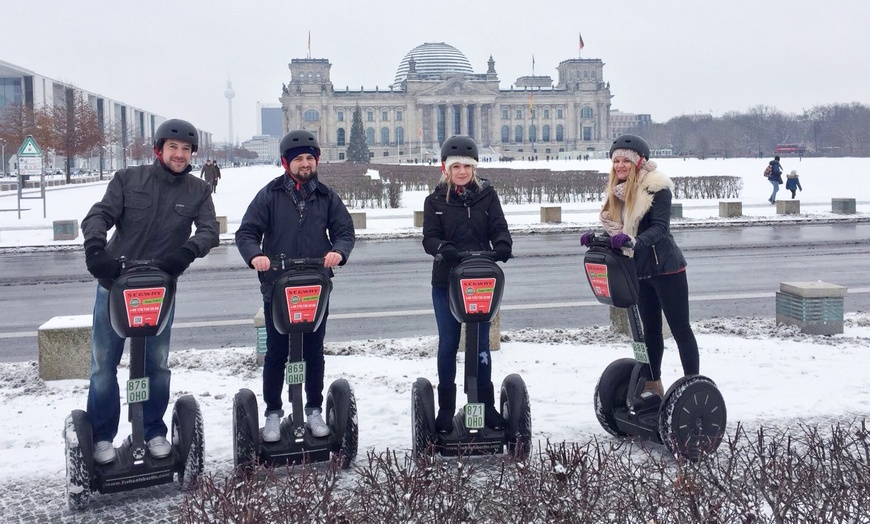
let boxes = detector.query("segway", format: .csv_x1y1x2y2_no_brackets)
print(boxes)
63,259,204,510
582,233,726,461
411,251,531,460
233,256,358,473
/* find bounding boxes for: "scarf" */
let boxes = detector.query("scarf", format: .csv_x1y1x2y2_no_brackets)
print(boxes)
599,160,658,236
284,174,319,217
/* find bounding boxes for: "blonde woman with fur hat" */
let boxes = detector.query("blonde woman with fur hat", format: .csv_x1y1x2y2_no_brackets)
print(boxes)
580,134,699,396
422,135,512,434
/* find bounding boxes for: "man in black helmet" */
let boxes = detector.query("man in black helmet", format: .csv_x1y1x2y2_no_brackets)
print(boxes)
80,118,219,465
236,129,355,441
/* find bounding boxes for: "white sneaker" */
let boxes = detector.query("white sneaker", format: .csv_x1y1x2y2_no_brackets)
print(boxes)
147,436,172,459
262,413,282,443
305,407,330,438
94,441,115,465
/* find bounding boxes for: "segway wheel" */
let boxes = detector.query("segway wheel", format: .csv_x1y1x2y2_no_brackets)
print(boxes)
326,379,358,469
63,410,93,510
658,375,727,461
233,388,260,475
500,374,532,459
593,358,636,437
411,378,436,459
172,395,204,489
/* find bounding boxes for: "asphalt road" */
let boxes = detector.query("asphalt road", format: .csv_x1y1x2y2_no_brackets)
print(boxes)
1,223,868,362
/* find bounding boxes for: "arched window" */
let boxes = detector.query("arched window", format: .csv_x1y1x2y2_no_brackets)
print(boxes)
303,109,320,122
556,124,564,142
396,127,404,145
380,127,390,145
542,125,550,142
501,125,510,142
366,127,375,146
529,125,537,143
580,106,593,119
337,128,346,146
514,125,523,143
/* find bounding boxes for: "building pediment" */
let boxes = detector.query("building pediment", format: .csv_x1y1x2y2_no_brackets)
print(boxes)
414,77,497,98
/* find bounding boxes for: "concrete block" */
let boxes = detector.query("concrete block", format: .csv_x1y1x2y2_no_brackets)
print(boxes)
718,201,742,218
609,307,671,339
414,210,424,228
671,203,683,218
780,281,847,298
216,215,228,234
53,219,79,241
776,200,800,215
459,311,501,351
540,206,561,224
38,315,92,380
350,212,366,230
832,198,856,214
776,281,846,335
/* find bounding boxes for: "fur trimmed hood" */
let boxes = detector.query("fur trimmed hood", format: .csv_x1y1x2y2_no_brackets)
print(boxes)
622,169,674,238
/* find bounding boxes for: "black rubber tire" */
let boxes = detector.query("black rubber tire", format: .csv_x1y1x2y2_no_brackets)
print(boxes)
233,388,260,475
500,374,532,459
172,395,204,489
658,375,727,461
593,358,636,437
411,377,436,459
326,379,358,469
64,410,93,510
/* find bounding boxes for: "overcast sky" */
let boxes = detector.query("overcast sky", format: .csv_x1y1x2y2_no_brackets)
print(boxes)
4,0,869,143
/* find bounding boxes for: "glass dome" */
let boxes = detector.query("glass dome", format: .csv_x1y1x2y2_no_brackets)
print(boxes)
392,42,474,88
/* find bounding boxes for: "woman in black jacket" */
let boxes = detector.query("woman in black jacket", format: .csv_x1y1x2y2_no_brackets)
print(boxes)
581,134,699,397
422,135,512,434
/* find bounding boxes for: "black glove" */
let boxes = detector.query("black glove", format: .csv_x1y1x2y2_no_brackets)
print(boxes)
438,243,460,264
158,246,196,276
493,242,512,262
85,242,120,280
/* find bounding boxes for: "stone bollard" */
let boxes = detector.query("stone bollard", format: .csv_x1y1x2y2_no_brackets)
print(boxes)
459,311,501,351
540,206,561,224
831,198,856,215
414,210,424,228
609,307,671,339
254,307,266,366
671,203,683,218
718,201,742,218
53,219,79,241
776,200,800,215
776,281,847,335
350,212,367,230
216,215,228,234
38,315,92,380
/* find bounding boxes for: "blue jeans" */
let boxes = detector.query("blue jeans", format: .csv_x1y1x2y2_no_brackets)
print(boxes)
432,286,492,388
262,301,327,416
87,284,174,443
769,180,780,202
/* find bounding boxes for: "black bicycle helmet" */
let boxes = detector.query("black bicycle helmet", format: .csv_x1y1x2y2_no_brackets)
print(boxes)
280,130,320,158
154,119,198,152
609,134,650,160
440,135,478,162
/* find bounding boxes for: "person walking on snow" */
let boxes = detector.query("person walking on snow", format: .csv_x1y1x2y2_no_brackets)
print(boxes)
767,155,784,203
785,170,803,199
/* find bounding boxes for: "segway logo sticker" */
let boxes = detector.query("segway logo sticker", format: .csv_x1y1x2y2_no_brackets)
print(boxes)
284,285,321,323
584,263,611,299
123,287,166,327
460,278,496,315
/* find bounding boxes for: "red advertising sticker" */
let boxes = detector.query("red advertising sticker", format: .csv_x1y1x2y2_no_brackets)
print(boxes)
460,278,496,315
123,287,166,328
584,262,611,299
284,285,322,324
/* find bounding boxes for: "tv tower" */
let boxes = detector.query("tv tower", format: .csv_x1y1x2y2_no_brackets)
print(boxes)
224,77,235,162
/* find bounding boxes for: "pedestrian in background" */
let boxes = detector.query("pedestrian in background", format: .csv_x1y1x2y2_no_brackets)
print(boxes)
785,170,803,199
767,156,784,203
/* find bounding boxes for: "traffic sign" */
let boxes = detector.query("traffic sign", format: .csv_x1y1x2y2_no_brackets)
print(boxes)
18,135,42,157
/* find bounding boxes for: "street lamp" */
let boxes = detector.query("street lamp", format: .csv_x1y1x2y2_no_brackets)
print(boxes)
0,138,6,176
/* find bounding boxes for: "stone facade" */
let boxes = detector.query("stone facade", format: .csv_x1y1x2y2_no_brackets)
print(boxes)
279,44,613,163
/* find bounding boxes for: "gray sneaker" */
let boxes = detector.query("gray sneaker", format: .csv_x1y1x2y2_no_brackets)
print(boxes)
262,413,282,442
147,436,172,459
94,441,115,465
305,407,330,438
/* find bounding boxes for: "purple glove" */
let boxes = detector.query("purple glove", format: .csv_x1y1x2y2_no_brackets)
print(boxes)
580,232,592,247
611,233,633,250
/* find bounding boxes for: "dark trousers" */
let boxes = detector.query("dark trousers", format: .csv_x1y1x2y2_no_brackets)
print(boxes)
636,271,700,380
262,301,327,415
432,286,492,389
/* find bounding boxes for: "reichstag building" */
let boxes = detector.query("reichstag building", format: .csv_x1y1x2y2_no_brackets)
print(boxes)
280,42,613,162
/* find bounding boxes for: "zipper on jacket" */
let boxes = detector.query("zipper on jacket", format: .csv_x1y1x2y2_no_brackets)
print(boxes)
652,245,659,266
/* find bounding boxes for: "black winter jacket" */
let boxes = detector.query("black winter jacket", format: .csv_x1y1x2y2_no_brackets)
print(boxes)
81,160,219,286
422,178,512,287
235,173,356,299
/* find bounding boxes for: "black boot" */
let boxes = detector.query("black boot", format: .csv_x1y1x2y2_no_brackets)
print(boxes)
481,382,505,430
435,384,456,433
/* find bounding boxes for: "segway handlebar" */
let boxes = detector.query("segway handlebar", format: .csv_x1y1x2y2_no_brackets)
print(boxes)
118,257,166,274
434,250,498,263
269,253,326,271
585,232,635,250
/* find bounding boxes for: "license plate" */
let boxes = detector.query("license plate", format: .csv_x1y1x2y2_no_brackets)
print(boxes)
127,377,150,404
285,361,306,385
632,341,649,364
465,403,484,429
